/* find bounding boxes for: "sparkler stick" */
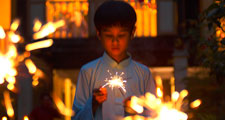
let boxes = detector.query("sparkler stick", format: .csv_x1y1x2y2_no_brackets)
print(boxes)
102,70,127,93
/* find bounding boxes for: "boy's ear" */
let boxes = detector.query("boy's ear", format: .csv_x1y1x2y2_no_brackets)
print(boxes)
96,30,101,40
131,26,136,38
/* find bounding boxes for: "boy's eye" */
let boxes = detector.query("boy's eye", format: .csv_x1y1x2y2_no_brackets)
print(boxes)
104,34,113,38
118,34,126,38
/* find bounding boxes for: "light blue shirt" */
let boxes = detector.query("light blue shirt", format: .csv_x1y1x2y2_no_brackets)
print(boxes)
72,52,156,120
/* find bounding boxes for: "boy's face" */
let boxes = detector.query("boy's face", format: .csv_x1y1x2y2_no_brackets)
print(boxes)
97,26,135,59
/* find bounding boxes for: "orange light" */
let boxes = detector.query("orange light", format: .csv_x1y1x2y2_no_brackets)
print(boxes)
0,26,6,39
52,93,75,116
7,83,15,90
23,116,29,120
156,87,163,98
25,39,53,51
33,19,42,32
10,19,20,31
190,99,201,108
3,91,14,117
32,80,39,86
2,116,7,120
25,59,37,74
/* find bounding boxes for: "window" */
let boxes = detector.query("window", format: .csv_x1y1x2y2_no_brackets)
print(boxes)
126,0,157,37
46,0,88,38
45,0,159,38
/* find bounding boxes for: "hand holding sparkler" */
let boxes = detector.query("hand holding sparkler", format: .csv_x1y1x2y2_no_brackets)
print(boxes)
92,87,107,115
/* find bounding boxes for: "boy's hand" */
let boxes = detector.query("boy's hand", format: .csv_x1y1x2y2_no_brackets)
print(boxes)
92,87,107,115
124,96,138,115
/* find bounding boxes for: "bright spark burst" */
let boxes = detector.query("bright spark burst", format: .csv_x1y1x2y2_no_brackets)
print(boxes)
102,70,127,93
124,76,201,120
0,19,64,90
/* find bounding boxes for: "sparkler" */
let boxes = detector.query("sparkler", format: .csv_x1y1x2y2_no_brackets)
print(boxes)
0,18,64,117
102,70,127,93
124,76,201,120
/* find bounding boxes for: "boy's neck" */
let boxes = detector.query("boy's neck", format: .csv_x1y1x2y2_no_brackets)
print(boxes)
107,52,129,63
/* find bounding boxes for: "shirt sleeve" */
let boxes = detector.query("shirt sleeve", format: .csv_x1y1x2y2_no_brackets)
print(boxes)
72,69,94,120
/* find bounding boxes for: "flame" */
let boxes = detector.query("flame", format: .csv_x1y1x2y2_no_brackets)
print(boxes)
0,26,6,39
25,39,53,51
102,71,127,93
3,91,14,117
52,93,75,116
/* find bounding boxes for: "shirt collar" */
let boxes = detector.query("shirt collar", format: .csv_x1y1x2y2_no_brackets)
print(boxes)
102,52,131,69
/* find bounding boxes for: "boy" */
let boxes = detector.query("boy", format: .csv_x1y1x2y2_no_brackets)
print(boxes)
72,1,156,120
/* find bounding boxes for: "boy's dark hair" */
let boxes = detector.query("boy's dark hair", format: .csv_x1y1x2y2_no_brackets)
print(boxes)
94,0,137,32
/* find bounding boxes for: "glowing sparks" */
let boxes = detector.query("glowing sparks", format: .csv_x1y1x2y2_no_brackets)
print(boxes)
190,99,201,109
3,91,14,117
52,93,75,117
124,76,201,120
102,70,127,93
23,116,29,120
33,20,65,40
0,26,6,39
2,116,7,120
33,19,42,32
25,39,53,51
10,19,20,31
25,59,37,74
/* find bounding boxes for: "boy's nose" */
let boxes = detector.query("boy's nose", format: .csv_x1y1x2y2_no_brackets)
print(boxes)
112,37,119,43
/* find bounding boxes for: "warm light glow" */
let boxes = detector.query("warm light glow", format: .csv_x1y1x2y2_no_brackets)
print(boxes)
52,93,75,116
180,89,188,98
23,116,29,120
0,77,4,84
190,99,201,108
9,32,21,43
7,83,15,90
155,76,163,88
25,59,37,74
32,80,39,86
130,96,144,113
3,91,14,117
6,76,16,84
170,77,175,95
124,75,201,120
25,39,53,51
10,19,20,31
102,71,127,93
172,91,179,102
33,19,42,32
156,87,163,98
0,26,6,39
2,116,7,120
33,20,65,40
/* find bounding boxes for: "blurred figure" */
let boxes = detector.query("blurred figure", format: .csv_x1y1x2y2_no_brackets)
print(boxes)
29,93,61,120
